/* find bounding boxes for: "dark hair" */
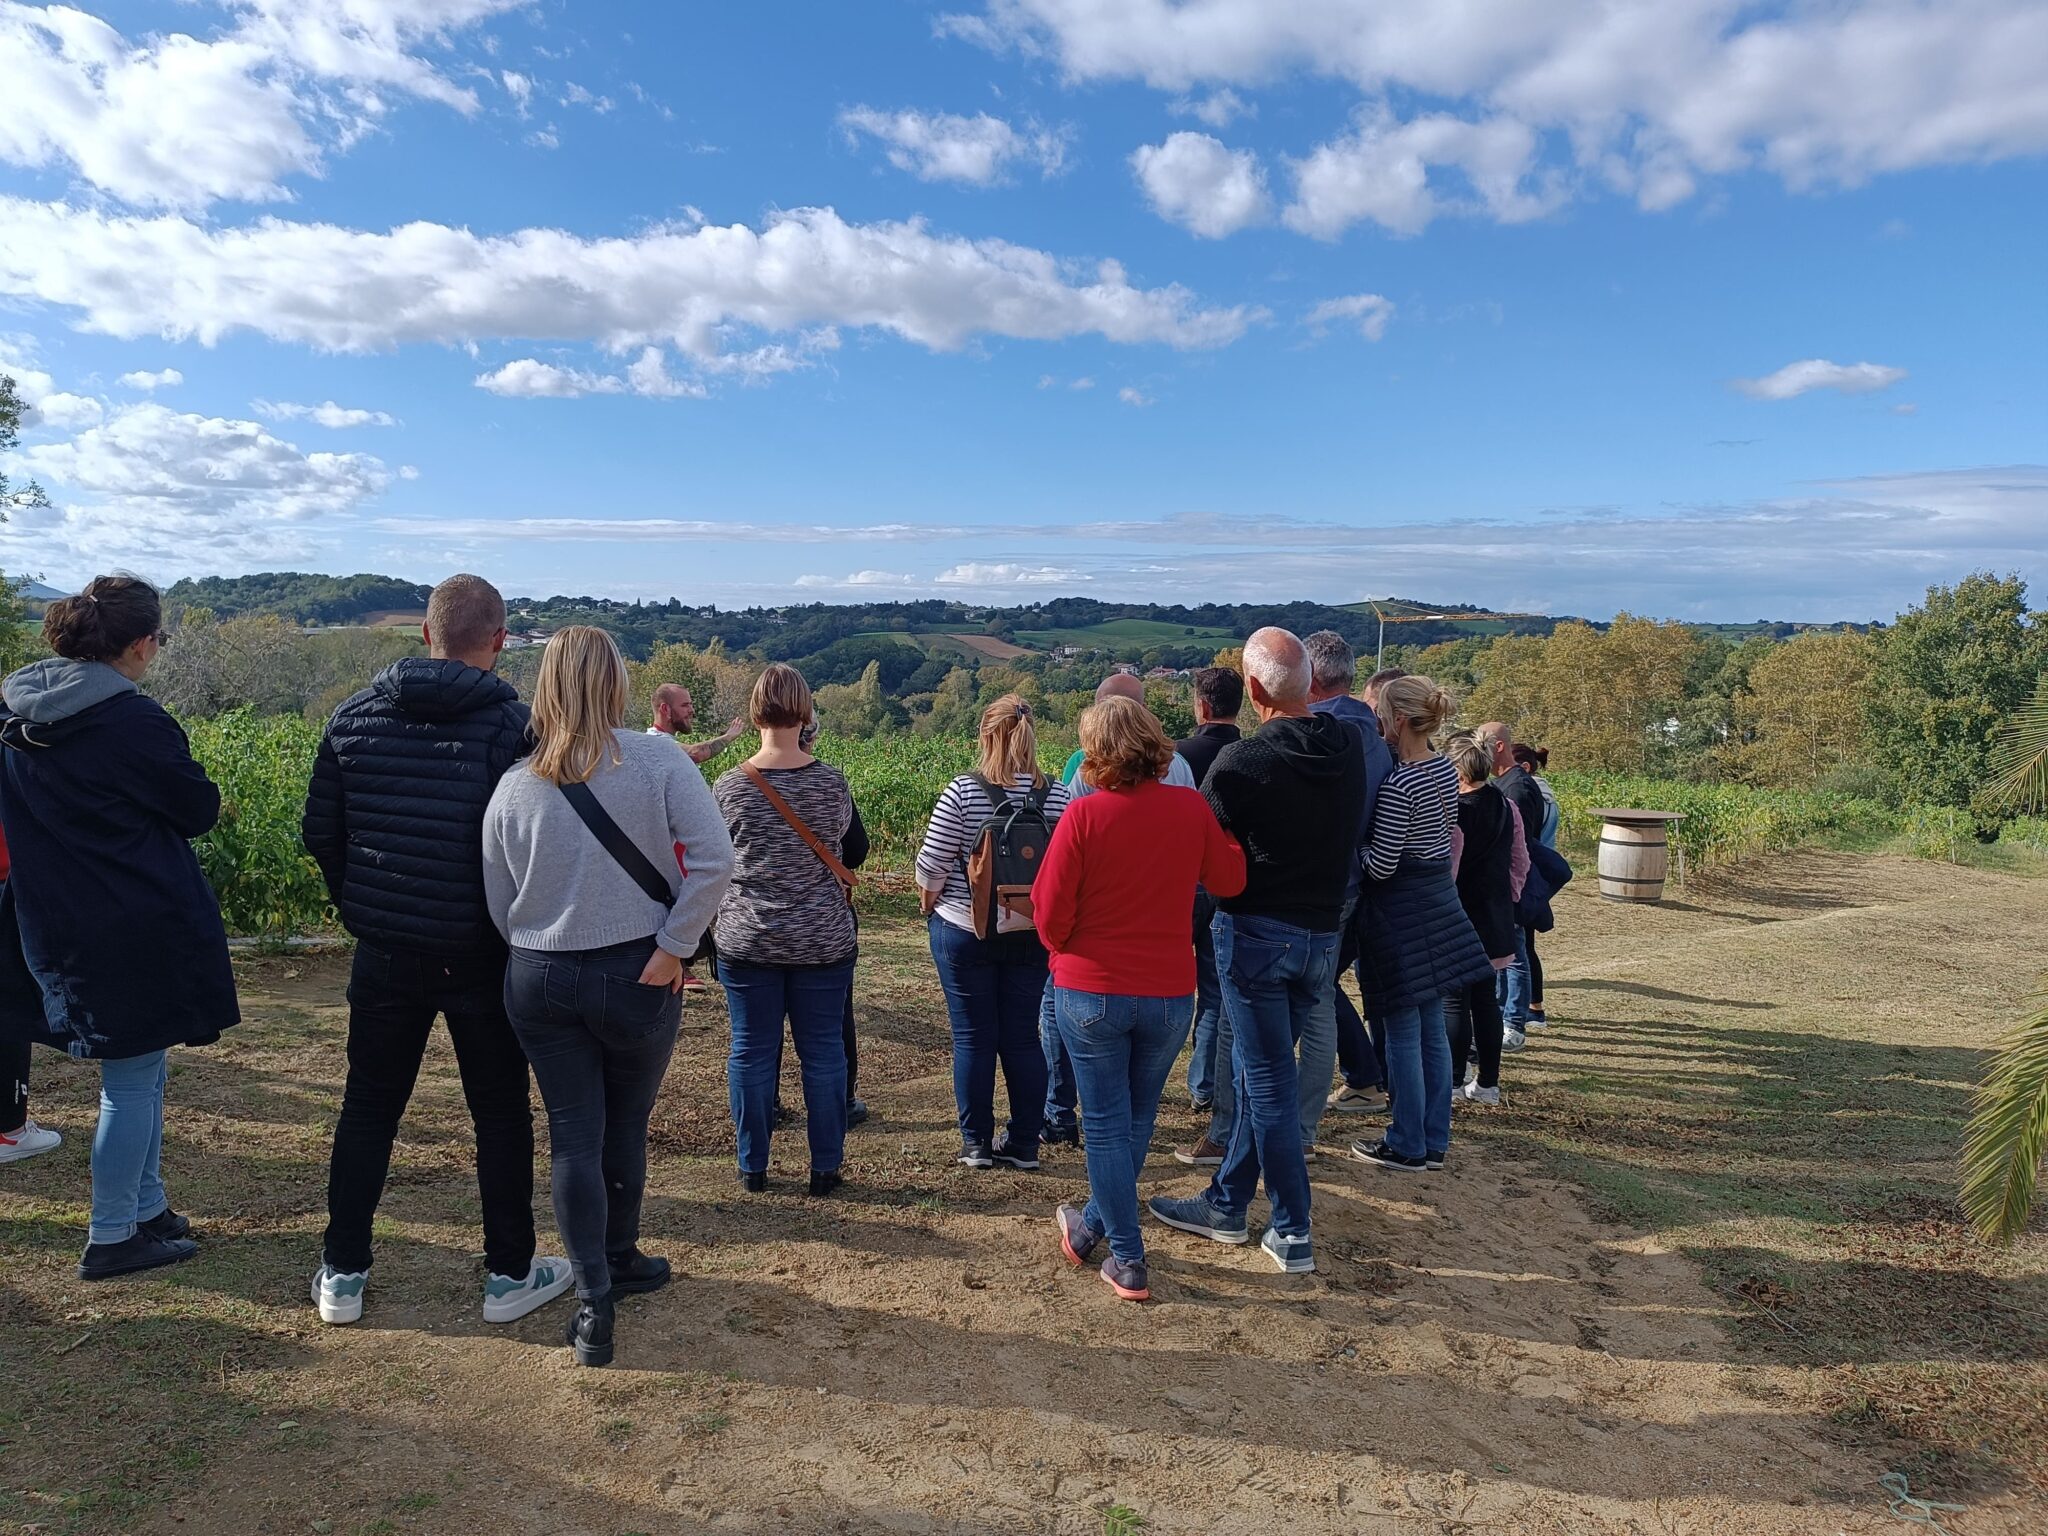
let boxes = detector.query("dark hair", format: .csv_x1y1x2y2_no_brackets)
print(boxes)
1512,742,1549,771
41,575,162,662
1193,665,1243,719
1363,667,1409,697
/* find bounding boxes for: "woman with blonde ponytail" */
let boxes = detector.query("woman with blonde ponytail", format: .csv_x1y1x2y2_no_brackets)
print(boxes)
1349,677,1493,1175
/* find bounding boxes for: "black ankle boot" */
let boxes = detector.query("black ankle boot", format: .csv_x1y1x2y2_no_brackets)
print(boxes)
607,1248,671,1295
739,1169,768,1193
568,1292,615,1367
808,1169,844,1198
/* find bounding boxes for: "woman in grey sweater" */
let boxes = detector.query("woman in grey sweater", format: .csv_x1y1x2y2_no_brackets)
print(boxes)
483,626,734,1368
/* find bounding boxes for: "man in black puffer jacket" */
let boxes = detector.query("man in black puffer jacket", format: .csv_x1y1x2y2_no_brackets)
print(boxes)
301,574,571,1329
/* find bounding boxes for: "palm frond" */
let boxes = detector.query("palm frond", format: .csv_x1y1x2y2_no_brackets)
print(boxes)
1961,983,2048,1244
1986,673,2048,813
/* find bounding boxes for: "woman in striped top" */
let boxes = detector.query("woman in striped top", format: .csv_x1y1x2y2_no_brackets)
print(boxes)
1351,676,1494,1175
915,696,1071,1170
713,665,859,1197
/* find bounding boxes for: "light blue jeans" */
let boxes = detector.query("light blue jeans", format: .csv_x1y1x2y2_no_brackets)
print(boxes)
1381,998,1452,1162
1055,988,1194,1265
1497,925,1533,1028
89,1049,170,1246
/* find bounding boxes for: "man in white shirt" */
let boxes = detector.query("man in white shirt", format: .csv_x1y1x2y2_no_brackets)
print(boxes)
649,683,744,765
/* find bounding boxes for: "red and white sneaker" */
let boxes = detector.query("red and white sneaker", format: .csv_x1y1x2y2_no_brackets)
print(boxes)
0,1119,62,1164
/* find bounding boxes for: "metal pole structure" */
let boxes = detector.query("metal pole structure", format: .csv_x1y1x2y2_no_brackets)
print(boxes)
1371,600,1386,673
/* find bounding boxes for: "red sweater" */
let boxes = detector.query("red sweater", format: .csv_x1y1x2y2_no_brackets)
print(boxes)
0,820,9,882
1034,778,1247,997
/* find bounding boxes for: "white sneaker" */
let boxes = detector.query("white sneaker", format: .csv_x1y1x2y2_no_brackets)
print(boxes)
0,1119,61,1163
1458,1082,1502,1106
312,1263,368,1325
1501,1029,1528,1053
482,1255,574,1323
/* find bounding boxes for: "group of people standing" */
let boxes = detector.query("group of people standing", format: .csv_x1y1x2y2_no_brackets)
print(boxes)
0,570,1563,1366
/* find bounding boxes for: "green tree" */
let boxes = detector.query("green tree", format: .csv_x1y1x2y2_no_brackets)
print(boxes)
1723,631,1878,787
1,373,51,675
1865,573,2048,812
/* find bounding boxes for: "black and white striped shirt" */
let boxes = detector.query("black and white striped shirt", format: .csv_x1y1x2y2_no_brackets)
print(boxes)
915,772,1071,935
1366,753,1460,879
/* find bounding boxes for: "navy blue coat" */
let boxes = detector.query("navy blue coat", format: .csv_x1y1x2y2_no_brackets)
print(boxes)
0,681,239,1059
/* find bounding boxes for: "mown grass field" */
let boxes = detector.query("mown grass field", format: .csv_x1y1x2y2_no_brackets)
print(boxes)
1,854,2043,1535
1013,618,1239,648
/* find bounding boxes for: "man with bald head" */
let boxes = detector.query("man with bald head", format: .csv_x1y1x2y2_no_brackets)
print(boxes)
649,683,745,765
1058,673,1197,798
1148,627,1365,1275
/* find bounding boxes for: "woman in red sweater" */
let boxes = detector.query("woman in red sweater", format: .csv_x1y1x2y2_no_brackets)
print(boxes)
1035,696,1245,1301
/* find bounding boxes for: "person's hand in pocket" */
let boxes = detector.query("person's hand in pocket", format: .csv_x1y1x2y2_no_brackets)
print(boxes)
640,947,685,993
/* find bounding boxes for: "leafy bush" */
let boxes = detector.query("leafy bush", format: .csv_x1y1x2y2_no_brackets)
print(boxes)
184,710,334,938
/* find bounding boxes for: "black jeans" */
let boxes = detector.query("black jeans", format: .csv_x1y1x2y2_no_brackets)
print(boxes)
1,1035,27,1135
1334,899,1386,1092
323,943,537,1277
1527,930,1545,1011
505,939,680,1300
1445,976,1506,1092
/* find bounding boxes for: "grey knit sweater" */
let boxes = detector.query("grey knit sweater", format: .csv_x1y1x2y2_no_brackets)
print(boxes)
482,730,735,958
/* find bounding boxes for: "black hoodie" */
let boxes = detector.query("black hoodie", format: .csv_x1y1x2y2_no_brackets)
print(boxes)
1203,713,1367,932
302,657,533,955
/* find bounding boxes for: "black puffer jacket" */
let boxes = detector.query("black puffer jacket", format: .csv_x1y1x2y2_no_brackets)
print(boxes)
302,659,532,955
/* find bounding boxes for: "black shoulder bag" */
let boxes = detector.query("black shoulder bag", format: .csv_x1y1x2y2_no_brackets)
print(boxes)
558,781,715,963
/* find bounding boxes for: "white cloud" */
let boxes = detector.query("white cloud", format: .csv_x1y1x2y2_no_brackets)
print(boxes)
10,399,389,569
0,199,1258,358
0,1,525,209
525,126,560,150
500,69,532,113
397,463,420,479
947,1,2048,218
474,359,625,398
1284,107,1562,238
1070,376,1095,390
794,570,918,589
252,398,398,427
623,346,711,398
1734,359,1908,400
1171,88,1253,129
936,562,1087,586
117,368,183,391
1117,386,1153,406
1130,132,1270,238
1306,292,1395,342
839,105,1069,185
28,391,103,430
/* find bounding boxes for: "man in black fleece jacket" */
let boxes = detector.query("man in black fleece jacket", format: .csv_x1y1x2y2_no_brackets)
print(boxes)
1150,629,1364,1276
300,575,569,1329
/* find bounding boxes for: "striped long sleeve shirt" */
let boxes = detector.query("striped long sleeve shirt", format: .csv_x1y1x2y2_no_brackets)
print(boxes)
915,772,1071,935
1365,753,1460,880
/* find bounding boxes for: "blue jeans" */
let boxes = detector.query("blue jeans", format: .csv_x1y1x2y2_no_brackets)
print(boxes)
89,1049,170,1246
1039,979,1078,1134
1498,925,1533,1028
505,940,681,1299
1381,997,1452,1161
1056,988,1193,1265
720,957,854,1176
1185,892,1223,1105
927,916,1049,1152
1295,893,1354,1150
1206,912,1334,1238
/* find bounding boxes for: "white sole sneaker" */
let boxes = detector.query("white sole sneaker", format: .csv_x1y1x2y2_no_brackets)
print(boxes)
482,1255,575,1323
0,1119,62,1163
311,1266,367,1325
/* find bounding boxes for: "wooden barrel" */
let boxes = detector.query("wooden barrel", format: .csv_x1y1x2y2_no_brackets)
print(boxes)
1592,810,1686,903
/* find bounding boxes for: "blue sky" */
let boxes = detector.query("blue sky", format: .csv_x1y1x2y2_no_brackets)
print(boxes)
1,0,2043,621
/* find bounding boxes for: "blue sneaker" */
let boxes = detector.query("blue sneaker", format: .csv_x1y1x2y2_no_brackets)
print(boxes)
483,1255,574,1323
1099,1255,1150,1301
1055,1203,1100,1266
1146,1193,1249,1245
1260,1228,1315,1274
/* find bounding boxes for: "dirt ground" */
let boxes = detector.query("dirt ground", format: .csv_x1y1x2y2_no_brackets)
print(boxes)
4,852,2046,1535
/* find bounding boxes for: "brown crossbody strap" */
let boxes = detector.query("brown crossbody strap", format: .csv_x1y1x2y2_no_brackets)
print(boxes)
740,763,858,898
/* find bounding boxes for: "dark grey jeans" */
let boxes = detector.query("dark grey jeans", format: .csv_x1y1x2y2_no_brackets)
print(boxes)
505,938,680,1299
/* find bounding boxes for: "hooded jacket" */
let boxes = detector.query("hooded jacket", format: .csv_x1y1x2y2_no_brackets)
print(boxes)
1309,692,1395,901
0,658,238,1058
1202,713,1366,932
301,657,533,956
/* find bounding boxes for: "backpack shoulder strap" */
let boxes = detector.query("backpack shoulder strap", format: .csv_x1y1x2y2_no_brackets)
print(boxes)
559,780,673,906
742,764,857,893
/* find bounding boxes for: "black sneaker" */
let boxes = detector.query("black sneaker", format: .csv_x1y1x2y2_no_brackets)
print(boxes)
79,1231,198,1281
1041,1123,1081,1149
958,1141,995,1170
138,1209,192,1242
1424,1151,1447,1172
607,1248,671,1295
991,1136,1041,1171
567,1293,615,1368
845,1097,870,1128
739,1169,768,1193
1350,1139,1427,1173
808,1169,845,1198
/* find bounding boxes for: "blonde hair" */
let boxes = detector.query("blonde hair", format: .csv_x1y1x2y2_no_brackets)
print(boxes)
750,663,812,729
530,626,629,785
1379,674,1456,744
1079,696,1174,791
1443,732,1491,787
976,694,1043,785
